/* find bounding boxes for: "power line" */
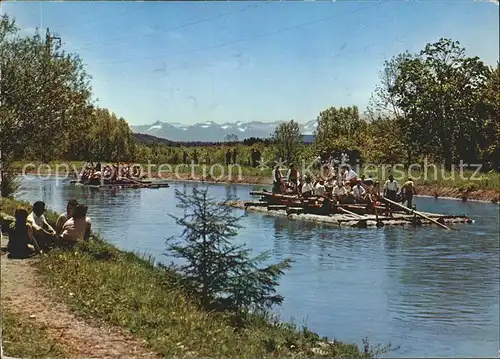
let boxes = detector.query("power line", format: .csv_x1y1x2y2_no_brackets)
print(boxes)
94,0,389,67
48,5,152,31
73,1,272,50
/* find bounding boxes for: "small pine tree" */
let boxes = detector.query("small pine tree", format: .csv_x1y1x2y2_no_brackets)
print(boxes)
165,186,291,312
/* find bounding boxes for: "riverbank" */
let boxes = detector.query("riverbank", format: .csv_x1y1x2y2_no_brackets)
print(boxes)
1,197,386,358
160,173,500,203
13,161,500,202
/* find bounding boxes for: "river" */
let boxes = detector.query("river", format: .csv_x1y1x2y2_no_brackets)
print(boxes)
14,175,500,358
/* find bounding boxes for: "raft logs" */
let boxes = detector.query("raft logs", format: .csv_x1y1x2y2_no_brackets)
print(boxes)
238,201,472,228
70,180,170,189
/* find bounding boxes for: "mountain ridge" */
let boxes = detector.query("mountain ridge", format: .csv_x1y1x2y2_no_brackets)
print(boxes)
130,119,318,142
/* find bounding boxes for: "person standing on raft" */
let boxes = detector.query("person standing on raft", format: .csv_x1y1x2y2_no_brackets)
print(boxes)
272,165,284,194
287,164,300,194
383,175,400,202
401,178,416,208
383,175,400,215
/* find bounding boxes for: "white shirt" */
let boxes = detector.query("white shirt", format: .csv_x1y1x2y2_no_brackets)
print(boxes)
333,185,347,197
352,185,366,199
384,180,400,191
302,182,314,194
27,212,54,232
346,169,358,181
314,183,326,196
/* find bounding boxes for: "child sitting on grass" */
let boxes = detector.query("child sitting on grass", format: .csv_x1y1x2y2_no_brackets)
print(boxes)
60,204,91,246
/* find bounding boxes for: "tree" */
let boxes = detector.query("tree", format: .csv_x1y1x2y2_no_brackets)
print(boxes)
224,133,239,143
271,120,303,166
313,106,365,155
476,64,500,170
390,38,489,168
0,14,93,195
165,187,291,312
367,53,416,165
363,116,405,165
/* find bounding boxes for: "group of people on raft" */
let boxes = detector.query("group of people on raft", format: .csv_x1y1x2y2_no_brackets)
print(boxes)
79,161,145,185
272,163,417,209
6,199,92,259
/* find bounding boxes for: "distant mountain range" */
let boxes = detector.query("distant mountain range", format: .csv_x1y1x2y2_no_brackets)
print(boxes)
130,120,318,142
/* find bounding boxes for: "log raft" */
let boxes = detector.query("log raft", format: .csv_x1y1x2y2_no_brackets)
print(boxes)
69,179,170,189
233,190,473,228
229,200,472,228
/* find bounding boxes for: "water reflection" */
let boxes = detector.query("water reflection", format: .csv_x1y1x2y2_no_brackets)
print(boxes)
15,176,500,358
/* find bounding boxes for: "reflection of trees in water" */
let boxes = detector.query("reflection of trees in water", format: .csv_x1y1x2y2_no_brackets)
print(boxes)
271,220,380,265
224,185,237,201
383,230,499,324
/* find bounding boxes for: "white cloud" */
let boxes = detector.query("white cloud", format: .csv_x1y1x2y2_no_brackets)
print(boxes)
19,27,38,37
475,0,499,5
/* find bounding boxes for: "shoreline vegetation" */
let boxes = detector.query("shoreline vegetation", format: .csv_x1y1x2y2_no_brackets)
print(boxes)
13,161,500,203
1,197,392,358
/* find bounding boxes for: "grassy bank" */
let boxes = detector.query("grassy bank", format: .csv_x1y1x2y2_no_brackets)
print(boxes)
1,197,389,358
12,160,500,201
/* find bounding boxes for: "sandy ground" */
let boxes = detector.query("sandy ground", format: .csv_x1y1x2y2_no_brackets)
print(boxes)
0,236,159,359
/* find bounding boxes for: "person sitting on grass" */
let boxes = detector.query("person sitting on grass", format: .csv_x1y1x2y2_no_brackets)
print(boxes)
60,204,92,245
27,201,56,251
55,199,79,236
7,208,41,258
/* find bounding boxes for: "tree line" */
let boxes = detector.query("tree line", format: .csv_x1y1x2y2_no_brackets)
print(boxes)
273,39,499,171
1,13,498,197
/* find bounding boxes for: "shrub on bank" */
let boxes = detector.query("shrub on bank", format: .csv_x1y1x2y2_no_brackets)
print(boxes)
2,197,392,358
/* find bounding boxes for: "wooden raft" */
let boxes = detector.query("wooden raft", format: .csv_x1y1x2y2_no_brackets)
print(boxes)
237,192,473,228
69,180,169,189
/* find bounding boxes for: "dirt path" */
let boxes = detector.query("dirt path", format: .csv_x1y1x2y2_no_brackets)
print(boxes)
1,239,160,358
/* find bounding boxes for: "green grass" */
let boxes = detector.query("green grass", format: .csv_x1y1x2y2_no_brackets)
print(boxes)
1,308,68,358
1,197,392,358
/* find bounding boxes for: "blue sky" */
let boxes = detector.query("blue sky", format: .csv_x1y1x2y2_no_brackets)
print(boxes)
3,0,499,126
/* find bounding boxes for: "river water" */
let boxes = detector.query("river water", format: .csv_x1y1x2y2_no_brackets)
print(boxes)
14,176,500,358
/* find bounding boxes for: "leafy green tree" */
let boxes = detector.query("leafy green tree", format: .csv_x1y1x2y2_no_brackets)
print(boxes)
390,38,489,168
367,53,416,165
271,120,303,165
313,106,365,154
0,16,93,163
363,117,405,165
165,187,291,312
0,14,93,196
476,64,500,170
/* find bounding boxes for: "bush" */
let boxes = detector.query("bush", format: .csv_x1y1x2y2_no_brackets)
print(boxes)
1,165,20,198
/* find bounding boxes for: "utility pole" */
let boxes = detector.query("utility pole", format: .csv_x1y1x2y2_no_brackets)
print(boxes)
45,27,62,58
